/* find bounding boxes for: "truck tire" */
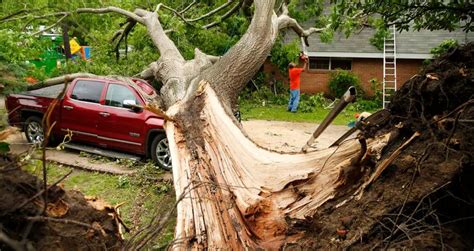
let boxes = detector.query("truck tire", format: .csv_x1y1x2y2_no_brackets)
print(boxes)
151,134,172,170
25,116,44,145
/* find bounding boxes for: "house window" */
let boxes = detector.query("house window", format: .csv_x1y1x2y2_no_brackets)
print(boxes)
309,57,352,71
331,59,352,70
310,57,330,70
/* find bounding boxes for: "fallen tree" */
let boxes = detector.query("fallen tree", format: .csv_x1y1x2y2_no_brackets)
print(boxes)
2,1,473,249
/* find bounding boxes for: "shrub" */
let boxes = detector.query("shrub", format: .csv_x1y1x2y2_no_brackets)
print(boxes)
298,93,314,113
369,78,383,104
269,93,288,105
430,39,459,57
354,99,381,111
424,39,459,65
297,93,332,113
309,93,330,107
328,70,363,98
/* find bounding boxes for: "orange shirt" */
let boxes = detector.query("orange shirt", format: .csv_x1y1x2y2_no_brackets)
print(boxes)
289,68,304,90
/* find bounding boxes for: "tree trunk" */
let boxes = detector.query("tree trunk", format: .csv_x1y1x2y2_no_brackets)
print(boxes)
165,83,390,249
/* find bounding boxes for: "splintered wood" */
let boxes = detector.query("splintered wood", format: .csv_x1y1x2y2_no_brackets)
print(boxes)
166,85,392,249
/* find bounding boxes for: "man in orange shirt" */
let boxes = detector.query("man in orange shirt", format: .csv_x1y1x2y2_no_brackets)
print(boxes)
287,54,308,112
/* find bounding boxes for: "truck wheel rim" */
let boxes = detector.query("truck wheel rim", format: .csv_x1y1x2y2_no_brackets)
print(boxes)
27,121,44,144
156,138,172,169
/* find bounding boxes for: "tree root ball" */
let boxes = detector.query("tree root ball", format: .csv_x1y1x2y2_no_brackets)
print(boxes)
301,42,474,250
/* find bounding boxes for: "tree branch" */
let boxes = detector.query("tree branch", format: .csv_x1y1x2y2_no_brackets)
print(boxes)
155,3,194,26
0,228,23,251
179,0,197,15
187,0,235,22
141,10,184,61
135,62,159,80
276,3,330,46
2,12,66,23
0,9,30,21
31,14,67,36
26,216,106,235
75,7,145,24
195,0,276,111
203,1,244,29
26,73,98,91
112,19,137,61
2,6,145,25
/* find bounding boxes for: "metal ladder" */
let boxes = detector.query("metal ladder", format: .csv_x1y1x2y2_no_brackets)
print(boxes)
383,25,397,109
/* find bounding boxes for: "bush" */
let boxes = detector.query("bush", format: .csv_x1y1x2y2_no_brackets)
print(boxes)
369,78,383,104
354,99,381,111
298,94,314,113
430,39,459,57
297,93,332,113
424,39,459,65
328,70,363,98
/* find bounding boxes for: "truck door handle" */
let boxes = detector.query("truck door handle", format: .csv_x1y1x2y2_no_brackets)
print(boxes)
63,105,73,110
99,112,110,117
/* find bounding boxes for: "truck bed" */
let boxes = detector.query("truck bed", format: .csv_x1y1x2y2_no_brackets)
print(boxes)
23,84,66,99
5,84,65,128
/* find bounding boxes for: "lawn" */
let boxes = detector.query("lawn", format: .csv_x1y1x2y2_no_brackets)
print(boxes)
0,107,7,130
24,160,176,248
240,103,378,125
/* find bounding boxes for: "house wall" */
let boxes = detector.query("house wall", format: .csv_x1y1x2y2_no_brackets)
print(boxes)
262,60,287,84
299,58,424,97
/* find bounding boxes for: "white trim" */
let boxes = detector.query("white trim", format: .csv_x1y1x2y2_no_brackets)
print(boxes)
307,51,432,59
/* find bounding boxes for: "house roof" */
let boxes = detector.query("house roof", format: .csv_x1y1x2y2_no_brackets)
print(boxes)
285,27,473,59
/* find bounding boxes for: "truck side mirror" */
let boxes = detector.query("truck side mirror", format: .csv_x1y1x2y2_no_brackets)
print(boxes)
123,99,143,112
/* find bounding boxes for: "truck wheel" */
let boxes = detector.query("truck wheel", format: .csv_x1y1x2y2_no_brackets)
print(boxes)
151,134,172,170
25,116,44,145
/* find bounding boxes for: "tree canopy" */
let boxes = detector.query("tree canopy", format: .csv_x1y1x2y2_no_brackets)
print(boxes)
334,0,473,32
1,0,472,84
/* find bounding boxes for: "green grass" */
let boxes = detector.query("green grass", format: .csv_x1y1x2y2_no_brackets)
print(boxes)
0,107,7,130
24,160,176,247
241,103,378,125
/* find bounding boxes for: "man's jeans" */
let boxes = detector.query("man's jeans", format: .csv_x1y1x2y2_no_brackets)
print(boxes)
288,89,300,112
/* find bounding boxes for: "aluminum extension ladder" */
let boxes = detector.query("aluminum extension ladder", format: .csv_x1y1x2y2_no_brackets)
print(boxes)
383,25,397,109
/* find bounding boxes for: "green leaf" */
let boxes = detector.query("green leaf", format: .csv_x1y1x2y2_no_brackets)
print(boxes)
0,142,10,154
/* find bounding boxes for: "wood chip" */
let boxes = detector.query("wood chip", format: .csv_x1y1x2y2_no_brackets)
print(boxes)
0,127,19,141
46,199,69,217
426,73,439,80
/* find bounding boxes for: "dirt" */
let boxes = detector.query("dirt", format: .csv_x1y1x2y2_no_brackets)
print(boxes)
242,120,350,151
0,157,123,250
296,42,474,249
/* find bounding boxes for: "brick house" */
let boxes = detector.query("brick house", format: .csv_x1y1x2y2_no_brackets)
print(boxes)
276,28,473,98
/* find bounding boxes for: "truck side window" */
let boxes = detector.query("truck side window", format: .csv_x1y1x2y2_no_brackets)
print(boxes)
71,80,104,103
105,83,138,108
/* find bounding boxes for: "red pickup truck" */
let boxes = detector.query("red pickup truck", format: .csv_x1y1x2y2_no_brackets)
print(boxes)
5,77,171,170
